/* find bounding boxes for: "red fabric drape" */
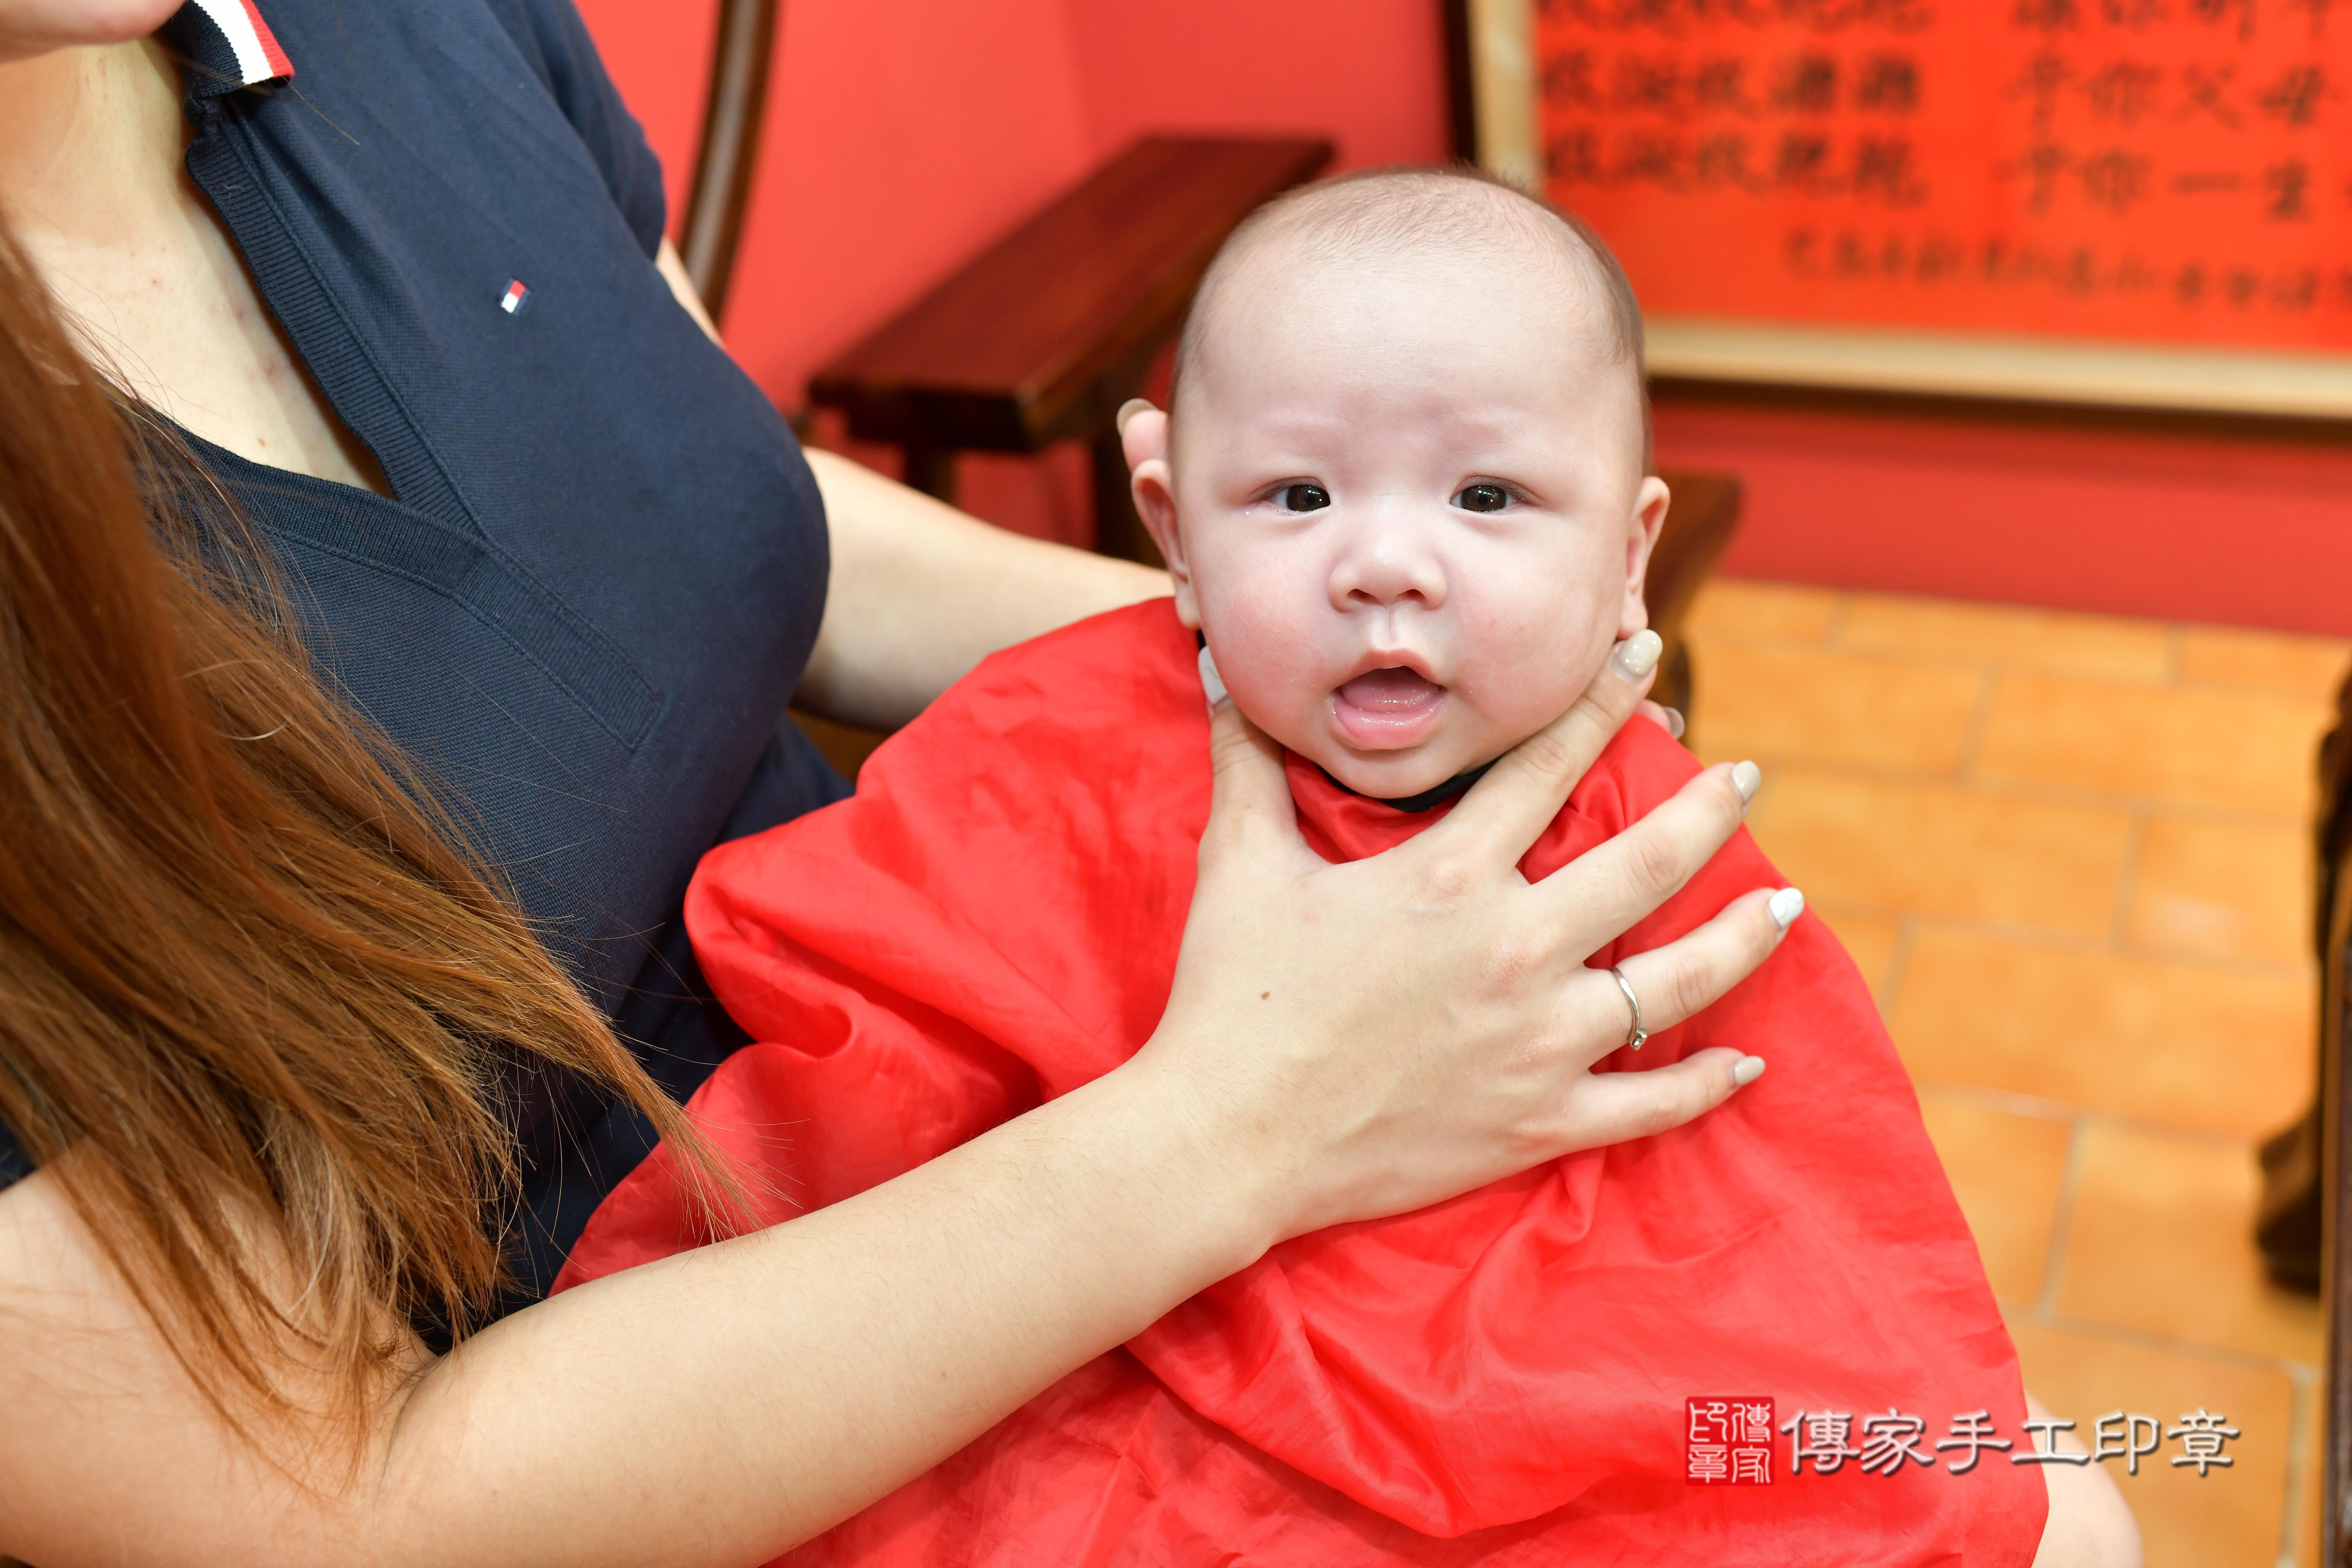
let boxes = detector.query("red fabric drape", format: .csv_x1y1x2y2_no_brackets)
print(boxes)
559,601,2045,1565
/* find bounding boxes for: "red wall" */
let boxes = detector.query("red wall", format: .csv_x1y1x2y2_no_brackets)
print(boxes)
572,0,1445,413
572,0,2352,634
1660,400,2352,638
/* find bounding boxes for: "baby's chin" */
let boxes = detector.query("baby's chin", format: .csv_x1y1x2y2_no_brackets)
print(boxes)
1299,733,1501,803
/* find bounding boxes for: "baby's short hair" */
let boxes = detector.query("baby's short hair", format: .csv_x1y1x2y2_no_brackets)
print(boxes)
1171,166,1653,472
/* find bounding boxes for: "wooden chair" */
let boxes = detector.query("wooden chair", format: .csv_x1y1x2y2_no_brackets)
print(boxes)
675,0,780,319
1643,473,1739,725
2326,822,2352,1568
2257,675,2352,1565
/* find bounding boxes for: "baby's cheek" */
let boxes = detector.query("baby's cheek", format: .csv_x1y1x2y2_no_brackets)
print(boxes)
1199,595,1333,744
1456,584,1621,733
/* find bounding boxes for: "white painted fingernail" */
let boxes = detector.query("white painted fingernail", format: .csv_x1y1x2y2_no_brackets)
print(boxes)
1769,886,1804,929
1731,759,1762,803
1116,397,1156,435
1611,629,1663,681
1198,645,1230,711
1661,705,1685,741
1731,1055,1766,1088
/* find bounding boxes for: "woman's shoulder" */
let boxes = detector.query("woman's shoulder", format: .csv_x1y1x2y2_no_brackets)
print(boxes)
226,0,665,253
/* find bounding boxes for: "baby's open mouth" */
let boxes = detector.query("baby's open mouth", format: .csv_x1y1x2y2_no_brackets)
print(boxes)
1332,667,1448,749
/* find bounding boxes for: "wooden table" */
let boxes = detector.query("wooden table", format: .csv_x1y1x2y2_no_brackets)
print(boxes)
1646,471,1742,726
809,134,1333,563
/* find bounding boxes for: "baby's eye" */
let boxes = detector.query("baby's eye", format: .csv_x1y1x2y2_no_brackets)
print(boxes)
1454,483,1511,514
1279,482,1332,512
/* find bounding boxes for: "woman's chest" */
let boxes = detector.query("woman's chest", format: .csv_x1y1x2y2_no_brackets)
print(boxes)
149,0,833,1010
16,40,386,496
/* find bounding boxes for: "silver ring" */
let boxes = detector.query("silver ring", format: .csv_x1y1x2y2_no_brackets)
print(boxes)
1609,965,1647,1051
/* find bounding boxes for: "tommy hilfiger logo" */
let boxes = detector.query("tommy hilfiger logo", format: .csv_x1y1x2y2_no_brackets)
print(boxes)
501,279,531,315
183,0,294,88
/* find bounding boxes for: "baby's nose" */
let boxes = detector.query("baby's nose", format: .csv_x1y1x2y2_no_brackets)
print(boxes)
1329,523,1448,611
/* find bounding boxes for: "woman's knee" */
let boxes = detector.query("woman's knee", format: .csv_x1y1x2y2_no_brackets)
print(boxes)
2026,1394,2143,1568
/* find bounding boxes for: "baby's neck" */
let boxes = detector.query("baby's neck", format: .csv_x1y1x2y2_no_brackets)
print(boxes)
1315,759,1495,814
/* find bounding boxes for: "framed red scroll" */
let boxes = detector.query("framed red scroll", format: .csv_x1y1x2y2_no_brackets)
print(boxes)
1458,0,2352,417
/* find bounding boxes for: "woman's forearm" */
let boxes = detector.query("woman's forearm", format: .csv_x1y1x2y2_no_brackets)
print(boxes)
794,448,1169,730
390,1065,1256,1563
0,1063,1260,1568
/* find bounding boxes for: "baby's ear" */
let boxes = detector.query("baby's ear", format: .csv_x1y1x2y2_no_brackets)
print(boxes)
1120,403,1201,628
1619,475,1671,640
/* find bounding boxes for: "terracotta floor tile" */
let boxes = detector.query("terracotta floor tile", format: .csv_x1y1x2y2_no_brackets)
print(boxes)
1890,929,2314,1138
1837,594,2174,682
1680,585,2324,1568
1687,642,1984,775
2127,816,2312,967
2178,624,2352,705
1973,672,2326,817
1817,904,1904,1005
1747,770,2132,937
1916,1092,2071,1306
2007,1317,2295,1568
1681,577,1840,646
2053,1122,2323,1364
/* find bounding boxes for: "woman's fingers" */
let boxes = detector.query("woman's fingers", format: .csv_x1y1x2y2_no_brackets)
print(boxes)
1198,688,1307,863
1540,887,1795,1153
1555,1047,1760,1150
1425,631,1663,868
1533,758,1763,954
1583,884,1799,1047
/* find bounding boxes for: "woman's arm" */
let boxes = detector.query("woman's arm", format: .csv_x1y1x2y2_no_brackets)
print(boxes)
0,1058,1250,1565
652,239,1169,732
793,448,1170,730
0,656,1787,1568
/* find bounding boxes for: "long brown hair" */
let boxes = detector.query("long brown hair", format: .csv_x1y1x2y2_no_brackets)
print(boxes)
0,224,717,1437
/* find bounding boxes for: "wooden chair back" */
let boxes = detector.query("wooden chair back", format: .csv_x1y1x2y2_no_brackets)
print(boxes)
678,0,780,319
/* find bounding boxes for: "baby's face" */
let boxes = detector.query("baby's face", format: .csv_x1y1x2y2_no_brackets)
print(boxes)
1132,243,1666,800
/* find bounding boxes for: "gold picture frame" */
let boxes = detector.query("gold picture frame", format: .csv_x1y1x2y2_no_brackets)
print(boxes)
1453,0,2352,422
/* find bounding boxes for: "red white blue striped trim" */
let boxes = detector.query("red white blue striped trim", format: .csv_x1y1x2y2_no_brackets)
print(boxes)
175,0,294,90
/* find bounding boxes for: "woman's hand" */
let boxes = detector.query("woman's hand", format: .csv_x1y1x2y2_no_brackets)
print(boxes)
1125,631,1788,1252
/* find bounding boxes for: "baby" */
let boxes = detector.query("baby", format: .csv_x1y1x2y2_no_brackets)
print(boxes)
1131,166,1665,813
560,171,2047,1565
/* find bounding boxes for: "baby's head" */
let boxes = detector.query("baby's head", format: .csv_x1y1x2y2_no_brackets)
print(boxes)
1125,167,1667,801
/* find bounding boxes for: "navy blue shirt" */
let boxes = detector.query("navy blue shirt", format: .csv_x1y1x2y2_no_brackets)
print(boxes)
0,0,845,1308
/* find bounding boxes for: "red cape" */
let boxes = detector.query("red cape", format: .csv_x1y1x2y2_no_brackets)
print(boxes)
559,601,2044,1565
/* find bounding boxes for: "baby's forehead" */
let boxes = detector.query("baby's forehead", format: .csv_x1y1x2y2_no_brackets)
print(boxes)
1203,236,1601,362
1176,177,1637,409
1168,172,1651,468
1211,208,1593,338
1181,240,1619,441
